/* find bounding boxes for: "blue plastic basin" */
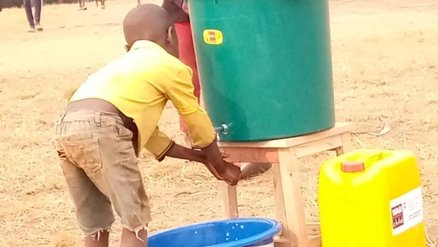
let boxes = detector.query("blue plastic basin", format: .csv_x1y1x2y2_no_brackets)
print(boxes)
148,218,280,247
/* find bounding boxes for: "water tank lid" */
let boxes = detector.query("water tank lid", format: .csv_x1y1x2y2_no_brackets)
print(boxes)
341,161,365,173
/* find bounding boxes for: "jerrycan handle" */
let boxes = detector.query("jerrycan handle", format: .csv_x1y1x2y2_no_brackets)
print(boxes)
362,151,386,164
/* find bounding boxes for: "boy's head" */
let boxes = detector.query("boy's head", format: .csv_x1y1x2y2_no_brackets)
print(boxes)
123,4,179,57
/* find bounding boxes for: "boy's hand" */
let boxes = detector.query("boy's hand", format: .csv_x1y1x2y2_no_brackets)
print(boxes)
204,159,241,186
203,162,225,181
218,160,241,186
162,141,240,185
161,139,235,185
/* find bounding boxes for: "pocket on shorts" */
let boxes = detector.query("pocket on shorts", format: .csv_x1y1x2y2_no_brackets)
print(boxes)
115,124,133,141
59,135,103,173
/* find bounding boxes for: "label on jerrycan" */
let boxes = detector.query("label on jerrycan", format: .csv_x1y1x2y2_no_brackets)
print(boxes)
390,187,424,236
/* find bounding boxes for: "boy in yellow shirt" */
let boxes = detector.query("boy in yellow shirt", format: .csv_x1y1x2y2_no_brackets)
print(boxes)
54,4,240,247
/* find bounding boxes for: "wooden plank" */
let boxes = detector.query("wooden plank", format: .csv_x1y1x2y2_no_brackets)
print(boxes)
218,122,355,148
308,236,322,247
306,223,320,236
334,132,352,156
291,135,344,159
341,132,352,152
278,149,308,247
220,147,279,163
218,182,238,218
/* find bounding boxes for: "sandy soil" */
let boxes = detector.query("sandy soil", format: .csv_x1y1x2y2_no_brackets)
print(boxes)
0,0,437,246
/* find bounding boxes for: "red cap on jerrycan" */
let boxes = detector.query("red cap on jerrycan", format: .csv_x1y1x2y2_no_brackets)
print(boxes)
341,161,365,173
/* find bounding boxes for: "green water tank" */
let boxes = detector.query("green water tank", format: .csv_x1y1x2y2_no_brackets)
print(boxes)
189,0,335,141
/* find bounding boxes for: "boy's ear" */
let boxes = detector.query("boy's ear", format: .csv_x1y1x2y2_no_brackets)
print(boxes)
166,26,176,45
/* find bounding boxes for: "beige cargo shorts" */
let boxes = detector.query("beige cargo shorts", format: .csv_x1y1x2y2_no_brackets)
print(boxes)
54,110,151,236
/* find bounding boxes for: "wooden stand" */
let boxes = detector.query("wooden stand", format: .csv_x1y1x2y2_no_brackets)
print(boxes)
217,123,354,247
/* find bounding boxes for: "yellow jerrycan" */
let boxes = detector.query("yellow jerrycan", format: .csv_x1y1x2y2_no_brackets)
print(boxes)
318,149,426,247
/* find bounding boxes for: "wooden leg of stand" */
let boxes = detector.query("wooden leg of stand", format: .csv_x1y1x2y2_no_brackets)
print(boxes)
218,182,238,218
278,149,308,247
334,146,344,156
335,132,352,156
273,164,287,236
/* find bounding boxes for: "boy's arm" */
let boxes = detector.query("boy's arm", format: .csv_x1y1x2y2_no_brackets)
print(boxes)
164,142,206,163
164,69,217,149
164,0,188,14
164,142,231,182
144,127,205,163
164,140,240,185
163,68,241,185
144,127,240,185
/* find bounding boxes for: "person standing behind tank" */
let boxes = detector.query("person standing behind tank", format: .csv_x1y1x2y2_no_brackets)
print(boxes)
23,0,43,32
162,0,201,135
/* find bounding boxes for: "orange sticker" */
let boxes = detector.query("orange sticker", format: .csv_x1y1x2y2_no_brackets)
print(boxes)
203,29,223,45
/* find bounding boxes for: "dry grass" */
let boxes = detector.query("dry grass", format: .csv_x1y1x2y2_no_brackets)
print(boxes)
0,0,437,246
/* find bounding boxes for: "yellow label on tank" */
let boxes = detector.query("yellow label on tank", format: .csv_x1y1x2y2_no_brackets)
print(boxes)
203,29,223,45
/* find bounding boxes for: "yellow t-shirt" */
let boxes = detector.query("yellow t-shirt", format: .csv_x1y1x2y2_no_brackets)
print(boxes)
70,40,216,159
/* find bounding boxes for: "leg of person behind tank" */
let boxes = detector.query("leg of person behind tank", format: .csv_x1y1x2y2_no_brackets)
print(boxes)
33,0,43,31
23,0,35,31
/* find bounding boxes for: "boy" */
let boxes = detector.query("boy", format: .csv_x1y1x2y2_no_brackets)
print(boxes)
54,4,241,247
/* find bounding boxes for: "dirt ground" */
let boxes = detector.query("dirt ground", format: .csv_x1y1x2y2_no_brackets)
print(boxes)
0,0,437,246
